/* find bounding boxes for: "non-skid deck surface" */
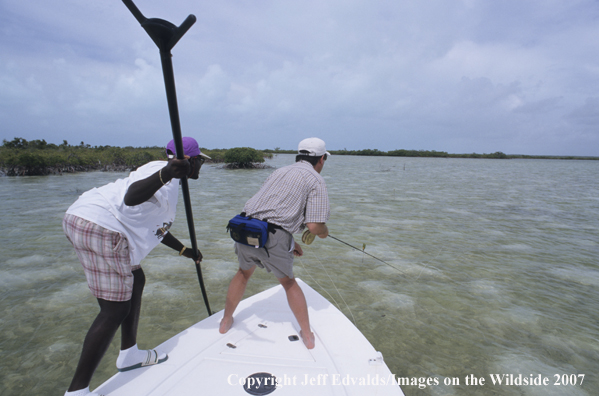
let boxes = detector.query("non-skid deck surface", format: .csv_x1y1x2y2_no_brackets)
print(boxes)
95,279,404,395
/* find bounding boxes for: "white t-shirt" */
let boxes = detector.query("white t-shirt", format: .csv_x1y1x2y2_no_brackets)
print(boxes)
66,161,179,265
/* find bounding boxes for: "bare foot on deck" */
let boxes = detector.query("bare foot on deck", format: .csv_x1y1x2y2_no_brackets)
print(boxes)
300,330,315,349
219,317,234,334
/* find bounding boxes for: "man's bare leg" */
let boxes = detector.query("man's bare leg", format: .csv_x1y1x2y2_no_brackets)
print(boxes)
278,277,315,349
219,267,256,334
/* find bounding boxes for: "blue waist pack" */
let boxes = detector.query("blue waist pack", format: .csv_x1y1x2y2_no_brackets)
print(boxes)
227,214,270,248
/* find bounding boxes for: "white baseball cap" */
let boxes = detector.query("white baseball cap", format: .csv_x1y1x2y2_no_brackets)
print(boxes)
298,137,331,157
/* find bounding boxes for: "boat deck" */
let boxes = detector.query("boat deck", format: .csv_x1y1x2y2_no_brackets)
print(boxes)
95,279,404,395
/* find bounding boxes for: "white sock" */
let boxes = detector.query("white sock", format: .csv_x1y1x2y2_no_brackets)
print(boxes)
64,387,90,396
116,344,140,368
116,344,166,368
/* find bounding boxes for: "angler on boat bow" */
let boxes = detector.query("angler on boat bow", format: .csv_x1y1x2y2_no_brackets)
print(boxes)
220,137,331,349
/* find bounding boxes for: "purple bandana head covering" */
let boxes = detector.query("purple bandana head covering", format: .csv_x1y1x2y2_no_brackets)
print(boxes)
165,137,210,159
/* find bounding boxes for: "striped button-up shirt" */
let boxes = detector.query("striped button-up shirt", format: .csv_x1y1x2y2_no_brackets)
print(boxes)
243,160,330,234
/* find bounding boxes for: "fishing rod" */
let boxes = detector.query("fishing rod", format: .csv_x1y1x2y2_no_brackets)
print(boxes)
302,230,404,273
122,0,212,316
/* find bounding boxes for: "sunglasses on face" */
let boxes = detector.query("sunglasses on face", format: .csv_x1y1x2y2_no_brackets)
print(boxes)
191,156,205,165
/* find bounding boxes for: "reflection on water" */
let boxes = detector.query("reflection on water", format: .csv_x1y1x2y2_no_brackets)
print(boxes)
1,155,598,395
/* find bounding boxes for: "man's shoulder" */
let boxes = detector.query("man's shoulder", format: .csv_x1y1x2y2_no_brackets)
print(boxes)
129,161,166,178
138,160,166,171
266,161,324,187
292,161,325,182
283,161,319,175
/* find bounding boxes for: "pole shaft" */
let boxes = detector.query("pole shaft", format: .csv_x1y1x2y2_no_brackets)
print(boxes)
160,51,212,316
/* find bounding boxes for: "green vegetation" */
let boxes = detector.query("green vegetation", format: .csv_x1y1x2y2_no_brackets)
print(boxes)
202,148,226,163
333,148,454,157
263,147,598,160
263,147,460,157
0,138,166,176
2,137,596,177
0,137,227,176
223,147,267,169
0,138,273,176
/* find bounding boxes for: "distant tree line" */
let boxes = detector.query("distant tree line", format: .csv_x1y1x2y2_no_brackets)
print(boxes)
0,138,165,176
2,137,596,176
0,138,273,176
332,148,456,157
263,147,508,158
263,147,598,160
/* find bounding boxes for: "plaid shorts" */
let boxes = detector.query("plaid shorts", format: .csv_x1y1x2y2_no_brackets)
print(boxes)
62,214,140,302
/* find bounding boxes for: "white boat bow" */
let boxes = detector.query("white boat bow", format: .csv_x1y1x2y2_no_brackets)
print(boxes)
95,279,404,395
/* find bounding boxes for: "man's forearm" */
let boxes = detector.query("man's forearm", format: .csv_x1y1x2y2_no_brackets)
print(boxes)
306,222,328,238
160,232,184,252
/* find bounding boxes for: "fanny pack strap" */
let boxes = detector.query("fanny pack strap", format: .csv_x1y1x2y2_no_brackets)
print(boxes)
241,212,281,235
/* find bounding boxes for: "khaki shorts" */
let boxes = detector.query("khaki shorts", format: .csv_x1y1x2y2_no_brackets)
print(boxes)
235,228,295,279
63,214,139,301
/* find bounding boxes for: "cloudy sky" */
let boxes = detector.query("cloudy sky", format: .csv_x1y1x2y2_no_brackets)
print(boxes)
1,0,598,155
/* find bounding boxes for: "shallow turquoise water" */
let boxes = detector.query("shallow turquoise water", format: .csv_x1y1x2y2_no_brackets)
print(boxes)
1,155,598,395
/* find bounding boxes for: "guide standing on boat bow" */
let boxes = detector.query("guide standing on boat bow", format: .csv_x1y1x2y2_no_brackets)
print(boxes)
220,137,331,349
62,137,209,396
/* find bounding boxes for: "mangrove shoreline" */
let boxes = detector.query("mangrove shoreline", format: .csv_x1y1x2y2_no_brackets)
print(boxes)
1,138,597,177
